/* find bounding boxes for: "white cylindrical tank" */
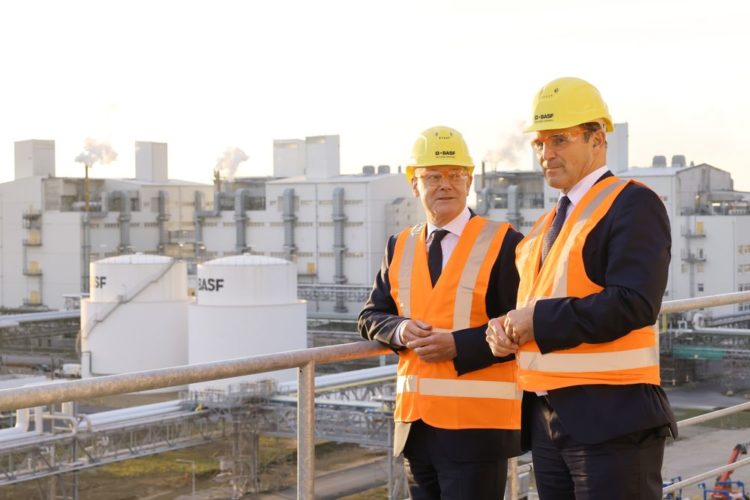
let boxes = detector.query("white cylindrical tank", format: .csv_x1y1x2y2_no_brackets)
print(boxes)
188,255,307,394
81,254,188,378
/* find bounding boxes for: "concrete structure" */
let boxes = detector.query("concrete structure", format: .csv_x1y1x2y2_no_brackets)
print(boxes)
188,255,306,392
80,254,189,376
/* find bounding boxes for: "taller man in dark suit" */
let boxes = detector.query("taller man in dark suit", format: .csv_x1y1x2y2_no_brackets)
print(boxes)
486,77,676,499
359,125,523,499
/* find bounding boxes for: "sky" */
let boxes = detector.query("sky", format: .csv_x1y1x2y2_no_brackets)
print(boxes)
1,0,749,190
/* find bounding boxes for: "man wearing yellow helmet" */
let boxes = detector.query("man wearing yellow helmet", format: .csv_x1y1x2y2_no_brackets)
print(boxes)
486,78,677,499
359,126,523,499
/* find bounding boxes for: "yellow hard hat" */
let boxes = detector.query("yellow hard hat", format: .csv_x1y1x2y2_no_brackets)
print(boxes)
524,77,613,133
406,125,474,182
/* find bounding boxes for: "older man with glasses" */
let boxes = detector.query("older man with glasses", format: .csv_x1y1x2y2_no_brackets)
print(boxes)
359,125,523,499
486,77,677,499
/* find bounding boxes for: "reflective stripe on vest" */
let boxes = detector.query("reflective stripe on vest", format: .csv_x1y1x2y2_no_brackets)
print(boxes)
397,375,522,400
389,216,521,430
516,177,660,391
518,344,659,372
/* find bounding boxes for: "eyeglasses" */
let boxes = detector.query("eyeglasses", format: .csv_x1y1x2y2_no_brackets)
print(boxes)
530,130,585,153
415,170,469,187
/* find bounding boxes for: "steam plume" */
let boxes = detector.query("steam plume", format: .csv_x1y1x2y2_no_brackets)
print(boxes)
484,122,527,170
75,138,118,166
214,147,249,182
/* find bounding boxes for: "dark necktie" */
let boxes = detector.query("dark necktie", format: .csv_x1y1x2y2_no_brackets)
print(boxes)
428,229,450,286
542,196,571,263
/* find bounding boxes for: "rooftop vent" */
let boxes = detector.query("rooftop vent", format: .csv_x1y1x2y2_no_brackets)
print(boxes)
671,155,686,168
362,165,375,175
652,155,667,168
377,164,391,174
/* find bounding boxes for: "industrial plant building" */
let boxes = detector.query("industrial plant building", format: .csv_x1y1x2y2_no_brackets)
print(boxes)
2,127,750,323
0,136,421,314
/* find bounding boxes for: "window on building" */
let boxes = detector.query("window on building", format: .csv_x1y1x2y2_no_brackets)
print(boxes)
697,263,704,273
697,283,704,292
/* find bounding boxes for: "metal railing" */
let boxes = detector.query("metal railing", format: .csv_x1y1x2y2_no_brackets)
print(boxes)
0,291,749,498
662,401,750,495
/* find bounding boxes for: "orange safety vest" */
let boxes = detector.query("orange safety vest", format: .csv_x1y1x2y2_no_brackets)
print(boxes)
389,216,521,430
515,176,660,392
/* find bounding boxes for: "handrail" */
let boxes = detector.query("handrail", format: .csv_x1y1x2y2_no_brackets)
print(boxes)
660,291,750,314
0,291,749,498
0,341,390,412
678,401,750,428
662,457,750,495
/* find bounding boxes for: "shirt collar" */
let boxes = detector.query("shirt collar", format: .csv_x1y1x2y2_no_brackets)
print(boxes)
427,206,471,239
562,165,610,208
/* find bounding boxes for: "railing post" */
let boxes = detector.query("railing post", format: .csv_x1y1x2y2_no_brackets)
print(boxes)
298,361,316,499
508,457,519,500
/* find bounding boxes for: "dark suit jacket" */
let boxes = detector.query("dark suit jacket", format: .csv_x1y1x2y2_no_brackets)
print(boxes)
526,172,677,447
358,214,524,460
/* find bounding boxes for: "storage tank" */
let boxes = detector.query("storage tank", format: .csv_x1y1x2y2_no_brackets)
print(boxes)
188,255,307,394
81,254,188,378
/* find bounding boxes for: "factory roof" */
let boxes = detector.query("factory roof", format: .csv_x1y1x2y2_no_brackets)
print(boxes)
98,254,173,265
202,255,290,267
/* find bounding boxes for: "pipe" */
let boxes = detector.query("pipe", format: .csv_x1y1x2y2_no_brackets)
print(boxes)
332,187,348,312
110,191,132,254
0,354,73,368
507,185,522,228
475,187,491,216
34,406,43,434
43,413,90,435
193,190,223,257
81,192,109,293
157,190,170,253
234,189,250,254
282,188,297,261
687,327,750,336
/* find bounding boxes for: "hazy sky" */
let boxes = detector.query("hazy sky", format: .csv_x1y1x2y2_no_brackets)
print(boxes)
2,0,748,189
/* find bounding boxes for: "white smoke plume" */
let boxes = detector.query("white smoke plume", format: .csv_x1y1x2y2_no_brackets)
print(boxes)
74,138,118,166
484,122,527,170
214,147,249,182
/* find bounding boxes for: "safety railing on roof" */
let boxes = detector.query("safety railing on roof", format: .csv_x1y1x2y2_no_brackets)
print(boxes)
0,291,749,499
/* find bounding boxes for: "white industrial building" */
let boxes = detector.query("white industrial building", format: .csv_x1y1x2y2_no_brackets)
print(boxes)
5,125,749,321
0,140,211,310
0,136,421,313
476,123,750,319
